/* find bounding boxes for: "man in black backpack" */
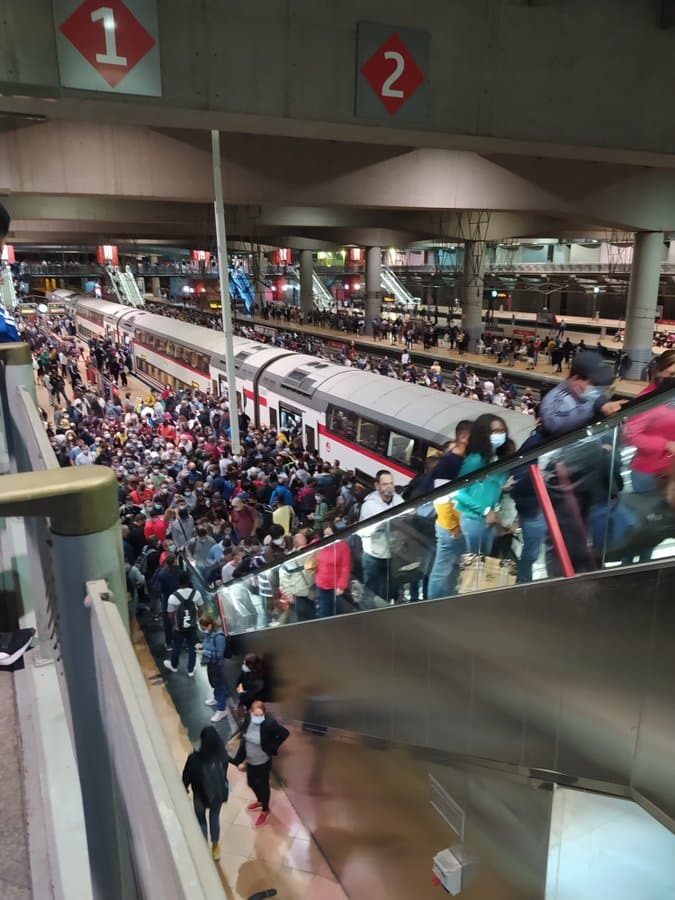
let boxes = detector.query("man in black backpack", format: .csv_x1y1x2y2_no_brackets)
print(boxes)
164,572,204,676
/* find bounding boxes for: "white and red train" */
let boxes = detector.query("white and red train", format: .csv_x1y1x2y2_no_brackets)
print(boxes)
56,292,534,484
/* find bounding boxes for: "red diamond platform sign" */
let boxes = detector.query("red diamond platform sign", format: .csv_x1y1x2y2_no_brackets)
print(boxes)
360,32,426,116
53,0,161,95
59,0,155,87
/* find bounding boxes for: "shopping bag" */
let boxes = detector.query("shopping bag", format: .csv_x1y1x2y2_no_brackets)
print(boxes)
457,553,517,594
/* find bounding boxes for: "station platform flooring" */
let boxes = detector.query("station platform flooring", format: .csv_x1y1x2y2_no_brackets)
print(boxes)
238,314,648,397
133,616,347,899
0,674,31,900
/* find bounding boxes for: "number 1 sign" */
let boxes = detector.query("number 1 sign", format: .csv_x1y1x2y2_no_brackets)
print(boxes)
356,23,430,123
53,0,161,96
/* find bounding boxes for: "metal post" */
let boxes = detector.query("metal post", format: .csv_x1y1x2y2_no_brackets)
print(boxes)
0,467,136,900
211,130,241,452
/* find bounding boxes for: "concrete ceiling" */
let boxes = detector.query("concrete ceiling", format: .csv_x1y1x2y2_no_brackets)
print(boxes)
2,118,675,250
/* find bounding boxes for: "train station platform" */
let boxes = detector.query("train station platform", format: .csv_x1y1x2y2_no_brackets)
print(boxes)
237,314,648,398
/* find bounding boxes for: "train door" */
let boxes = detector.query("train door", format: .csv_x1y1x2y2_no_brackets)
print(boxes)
279,403,303,442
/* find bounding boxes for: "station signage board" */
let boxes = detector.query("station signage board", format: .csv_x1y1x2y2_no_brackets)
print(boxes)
356,23,430,123
53,0,161,96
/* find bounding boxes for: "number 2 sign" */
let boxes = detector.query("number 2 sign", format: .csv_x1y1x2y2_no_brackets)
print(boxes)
53,0,161,96
356,23,430,122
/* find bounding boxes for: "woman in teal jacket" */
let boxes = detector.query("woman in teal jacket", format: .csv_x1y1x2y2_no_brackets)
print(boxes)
455,414,513,555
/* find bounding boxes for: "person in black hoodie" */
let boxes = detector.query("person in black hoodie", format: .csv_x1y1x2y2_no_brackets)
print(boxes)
230,699,289,828
182,726,229,861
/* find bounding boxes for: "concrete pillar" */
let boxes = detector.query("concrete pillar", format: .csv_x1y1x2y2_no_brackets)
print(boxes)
254,250,266,310
150,255,160,297
365,246,381,329
462,240,485,346
623,231,664,379
299,249,314,314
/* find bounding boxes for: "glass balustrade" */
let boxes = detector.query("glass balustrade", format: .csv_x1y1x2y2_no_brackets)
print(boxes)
182,386,675,635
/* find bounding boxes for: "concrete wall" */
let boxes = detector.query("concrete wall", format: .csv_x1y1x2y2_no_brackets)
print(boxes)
2,1,675,158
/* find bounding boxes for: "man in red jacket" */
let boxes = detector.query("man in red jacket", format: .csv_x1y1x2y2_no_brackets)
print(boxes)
230,496,258,544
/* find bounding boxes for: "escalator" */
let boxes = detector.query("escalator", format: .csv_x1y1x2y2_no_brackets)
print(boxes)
105,264,145,307
312,271,333,310
183,388,675,897
381,264,420,308
1,263,17,309
230,268,255,312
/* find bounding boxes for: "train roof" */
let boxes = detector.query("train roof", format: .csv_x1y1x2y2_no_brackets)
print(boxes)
260,352,533,445
314,369,534,445
71,296,535,445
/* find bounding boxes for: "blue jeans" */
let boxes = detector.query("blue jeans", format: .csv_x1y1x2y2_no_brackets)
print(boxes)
194,797,222,843
317,587,352,618
631,470,659,494
362,553,390,601
461,516,495,555
207,661,229,711
427,525,464,600
171,629,198,673
517,512,547,583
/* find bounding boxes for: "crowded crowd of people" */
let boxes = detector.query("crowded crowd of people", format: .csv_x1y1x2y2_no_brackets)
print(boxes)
14,298,672,662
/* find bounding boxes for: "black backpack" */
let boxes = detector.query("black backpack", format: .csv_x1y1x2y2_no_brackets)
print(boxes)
136,546,153,576
174,589,197,632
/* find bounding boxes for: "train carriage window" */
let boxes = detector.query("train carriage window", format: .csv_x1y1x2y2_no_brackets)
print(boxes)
166,341,175,357
387,431,415,467
156,337,166,354
327,405,358,440
358,418,384,453
269,407,278,431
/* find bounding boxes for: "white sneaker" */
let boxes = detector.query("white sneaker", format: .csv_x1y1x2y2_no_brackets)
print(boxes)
210,709,228,723
204,698,218,707
163,660,178,673
187,668,196,678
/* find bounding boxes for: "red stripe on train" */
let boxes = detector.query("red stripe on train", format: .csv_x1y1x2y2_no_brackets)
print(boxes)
317,423,415,477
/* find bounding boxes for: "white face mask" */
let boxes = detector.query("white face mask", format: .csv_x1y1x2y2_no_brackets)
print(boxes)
241,664,251,673
251,714,264,725
490,432,507,450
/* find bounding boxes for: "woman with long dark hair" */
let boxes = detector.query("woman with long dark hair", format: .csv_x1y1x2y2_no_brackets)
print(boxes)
455,414,513,555
182,725,229,860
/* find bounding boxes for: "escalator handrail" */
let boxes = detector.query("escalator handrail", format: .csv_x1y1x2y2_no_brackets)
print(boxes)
215,384,675,592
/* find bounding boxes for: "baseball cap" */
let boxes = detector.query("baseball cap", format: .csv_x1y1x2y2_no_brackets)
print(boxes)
571,351,614,386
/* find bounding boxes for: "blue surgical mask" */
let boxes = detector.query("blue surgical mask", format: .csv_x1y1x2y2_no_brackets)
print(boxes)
490,432,507,450
251,714,264,725
241,664,250,673
583,386,603,402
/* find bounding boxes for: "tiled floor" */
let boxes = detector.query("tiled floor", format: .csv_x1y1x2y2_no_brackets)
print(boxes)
133,635,347,900
0,674,31,900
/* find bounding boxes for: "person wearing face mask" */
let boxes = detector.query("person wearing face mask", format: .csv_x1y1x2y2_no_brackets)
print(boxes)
358,470,404,601
234,653,265,711
230,699,289,828
455,415,513,555
538,350,626,438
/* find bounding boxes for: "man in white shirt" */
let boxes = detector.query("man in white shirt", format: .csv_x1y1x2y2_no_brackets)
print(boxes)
163,571,204,676
358,469,404,601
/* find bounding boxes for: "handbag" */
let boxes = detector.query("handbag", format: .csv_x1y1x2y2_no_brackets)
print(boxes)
225,729,243,760
457,553,517,595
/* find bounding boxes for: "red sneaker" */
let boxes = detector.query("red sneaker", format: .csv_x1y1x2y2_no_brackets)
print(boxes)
247,801,263,811
254,812,269,827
